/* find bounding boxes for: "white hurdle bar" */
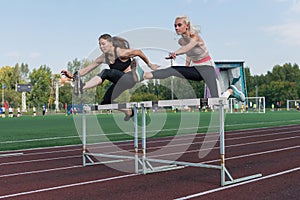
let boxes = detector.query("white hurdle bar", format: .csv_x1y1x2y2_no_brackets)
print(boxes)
139,98,262,186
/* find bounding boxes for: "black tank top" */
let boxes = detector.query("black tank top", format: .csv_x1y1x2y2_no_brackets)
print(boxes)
106,47,131,71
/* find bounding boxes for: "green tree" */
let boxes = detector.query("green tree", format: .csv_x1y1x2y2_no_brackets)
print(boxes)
0,65,23,107
0,66,16,90
28,65,52,109
20,63,30,82
2,89,21,108
249,63,300,107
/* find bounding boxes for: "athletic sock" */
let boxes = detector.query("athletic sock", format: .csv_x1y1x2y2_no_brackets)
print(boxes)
221,90,231,99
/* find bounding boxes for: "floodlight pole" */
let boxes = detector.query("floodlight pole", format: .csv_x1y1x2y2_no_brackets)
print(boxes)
55,79,60,112
21,92,26,112
170,59,174,100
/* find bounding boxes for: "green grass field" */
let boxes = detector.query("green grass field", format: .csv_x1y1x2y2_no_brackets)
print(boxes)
0,110,299,151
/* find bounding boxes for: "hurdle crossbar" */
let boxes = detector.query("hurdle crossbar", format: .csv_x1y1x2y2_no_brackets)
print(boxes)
157,98,200,107
96,101,153,110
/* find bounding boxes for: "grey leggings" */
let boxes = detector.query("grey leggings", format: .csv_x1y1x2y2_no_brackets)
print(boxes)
151,65,220,97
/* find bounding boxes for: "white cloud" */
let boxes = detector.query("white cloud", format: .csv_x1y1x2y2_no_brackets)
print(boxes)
264,22,300,46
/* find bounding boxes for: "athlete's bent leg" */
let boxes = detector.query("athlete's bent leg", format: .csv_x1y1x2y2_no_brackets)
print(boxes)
83,76,103,90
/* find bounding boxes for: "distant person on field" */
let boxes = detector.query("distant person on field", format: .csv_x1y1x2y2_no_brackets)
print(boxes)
33,106,37,116
8,106,13,117
42,104,46,116
17,107,21,117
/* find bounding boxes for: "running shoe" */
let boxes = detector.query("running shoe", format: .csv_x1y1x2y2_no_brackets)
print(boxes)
229,85,245,102
73,72,84,95
132,60,144,82
124,108,134,121
231,76,241,85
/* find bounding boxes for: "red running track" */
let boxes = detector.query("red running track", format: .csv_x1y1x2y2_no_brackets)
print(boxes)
0,124,299,200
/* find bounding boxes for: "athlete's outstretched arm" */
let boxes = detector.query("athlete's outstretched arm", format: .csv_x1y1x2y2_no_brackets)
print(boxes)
78,54,106,76
118,48,159,70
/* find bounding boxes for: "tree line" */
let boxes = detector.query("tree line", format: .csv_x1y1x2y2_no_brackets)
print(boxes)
0,60,299,111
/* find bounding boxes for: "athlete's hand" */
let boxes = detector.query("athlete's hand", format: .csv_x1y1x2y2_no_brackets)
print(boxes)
166,52,177,60
61,70,74,79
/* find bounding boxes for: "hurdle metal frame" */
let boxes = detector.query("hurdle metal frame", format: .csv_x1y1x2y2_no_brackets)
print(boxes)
82,101,152,174
81,98,262,186
138,98,262,186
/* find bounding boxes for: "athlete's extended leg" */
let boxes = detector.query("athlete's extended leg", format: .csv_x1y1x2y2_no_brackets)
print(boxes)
146,66,202,81
144,65,218,96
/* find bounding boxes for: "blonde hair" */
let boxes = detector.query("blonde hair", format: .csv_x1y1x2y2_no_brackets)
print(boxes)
175,15,200,34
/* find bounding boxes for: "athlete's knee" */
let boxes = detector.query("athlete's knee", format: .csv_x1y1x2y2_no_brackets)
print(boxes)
144,72,153,79
98,69,110,80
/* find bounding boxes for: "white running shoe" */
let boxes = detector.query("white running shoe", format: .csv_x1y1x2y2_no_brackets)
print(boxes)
132,60,144,82
229,85,245,102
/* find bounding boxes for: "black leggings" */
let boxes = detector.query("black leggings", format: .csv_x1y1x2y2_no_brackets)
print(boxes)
98,69,136,104
151,65,220,97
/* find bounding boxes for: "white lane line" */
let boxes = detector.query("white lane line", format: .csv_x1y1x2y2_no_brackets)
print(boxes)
0,136,79,144
174,166,300,200
0,153,23,157
204,145,300,164
0,155,80,166
147,136,300,159
0,165,82,178
0,173,137,199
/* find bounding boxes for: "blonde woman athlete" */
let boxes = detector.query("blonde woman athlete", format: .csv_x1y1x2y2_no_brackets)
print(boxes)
134,15,245,102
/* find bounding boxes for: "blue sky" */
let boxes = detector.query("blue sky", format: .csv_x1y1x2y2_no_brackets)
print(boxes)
1,0,300,75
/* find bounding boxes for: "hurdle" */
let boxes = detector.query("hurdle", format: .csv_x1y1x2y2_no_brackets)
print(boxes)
81,101,152,174
82,102,135,167
81,98,262,186
138,98,262,186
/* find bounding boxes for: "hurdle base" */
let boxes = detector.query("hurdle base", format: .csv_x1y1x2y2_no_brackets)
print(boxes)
222,166,262,186
83,152,134,167
140,162,185,174
140,165,185,174
222,173,263,186
141,158,263,186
